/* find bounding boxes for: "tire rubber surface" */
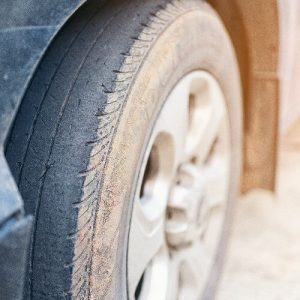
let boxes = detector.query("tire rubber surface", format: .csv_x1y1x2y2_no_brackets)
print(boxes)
6,0,242,299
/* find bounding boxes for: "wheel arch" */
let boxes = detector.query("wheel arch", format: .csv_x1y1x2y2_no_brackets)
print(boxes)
208,0,280,192
0,1,90,297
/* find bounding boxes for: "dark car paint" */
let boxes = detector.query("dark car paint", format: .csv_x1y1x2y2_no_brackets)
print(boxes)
0,1,87,298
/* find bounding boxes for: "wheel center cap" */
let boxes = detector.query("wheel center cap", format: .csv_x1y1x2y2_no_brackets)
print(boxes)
165,163,210,248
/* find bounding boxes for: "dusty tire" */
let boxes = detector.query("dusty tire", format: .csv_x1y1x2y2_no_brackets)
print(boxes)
6,0,242,299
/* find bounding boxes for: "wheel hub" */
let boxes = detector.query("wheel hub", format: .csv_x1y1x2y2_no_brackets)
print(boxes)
128,71,231,300
166,162,207,248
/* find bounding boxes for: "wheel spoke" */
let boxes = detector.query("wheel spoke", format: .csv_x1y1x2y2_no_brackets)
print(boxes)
166,254,180,300
191,104,225,163
201,156,229,254
128,200,165,296
204,155,229,211
184,72,227,163
153,77,190,166
175,240,211,300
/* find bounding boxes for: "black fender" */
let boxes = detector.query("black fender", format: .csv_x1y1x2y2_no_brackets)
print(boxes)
0,1,90,298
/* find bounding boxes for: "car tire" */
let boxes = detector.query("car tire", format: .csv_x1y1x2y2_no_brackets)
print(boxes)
6,0,242,299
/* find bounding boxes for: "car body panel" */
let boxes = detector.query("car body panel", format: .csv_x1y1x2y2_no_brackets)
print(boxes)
0,1,84,298
209,0,280,192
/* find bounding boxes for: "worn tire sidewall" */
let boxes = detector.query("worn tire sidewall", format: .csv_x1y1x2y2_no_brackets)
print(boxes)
89,4,242,299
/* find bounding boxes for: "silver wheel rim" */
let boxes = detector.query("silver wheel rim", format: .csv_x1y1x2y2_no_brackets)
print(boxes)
128,71,231,300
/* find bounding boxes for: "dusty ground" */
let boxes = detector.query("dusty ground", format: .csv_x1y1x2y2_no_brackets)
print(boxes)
217,121,300,300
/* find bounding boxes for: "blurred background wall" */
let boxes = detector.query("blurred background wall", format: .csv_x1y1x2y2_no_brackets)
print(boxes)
279,0,300,132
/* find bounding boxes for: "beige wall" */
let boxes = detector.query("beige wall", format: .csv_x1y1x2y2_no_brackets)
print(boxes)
279,0,300,132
